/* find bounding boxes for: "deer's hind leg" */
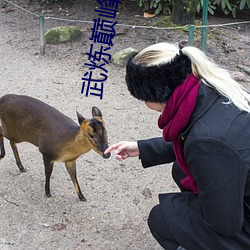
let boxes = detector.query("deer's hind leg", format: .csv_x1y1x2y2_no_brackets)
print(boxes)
65,160,86,202
10,141,26,172
0,126,5,159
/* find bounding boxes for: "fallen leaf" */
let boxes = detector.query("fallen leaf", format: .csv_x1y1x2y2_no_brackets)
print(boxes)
51,223,67,231
143,12,155,18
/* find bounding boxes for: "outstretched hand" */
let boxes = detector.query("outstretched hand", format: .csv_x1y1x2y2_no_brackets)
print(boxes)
104,141,139,160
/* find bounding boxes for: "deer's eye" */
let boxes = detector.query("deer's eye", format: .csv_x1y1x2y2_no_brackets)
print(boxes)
89,133,94,139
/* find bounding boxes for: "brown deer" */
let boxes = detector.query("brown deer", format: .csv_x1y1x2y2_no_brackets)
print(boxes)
0,94,110,201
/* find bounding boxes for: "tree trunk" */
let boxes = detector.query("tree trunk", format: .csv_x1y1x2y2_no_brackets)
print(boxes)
171,0,198,25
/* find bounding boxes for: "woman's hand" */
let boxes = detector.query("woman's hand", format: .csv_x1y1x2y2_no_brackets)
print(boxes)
104,141,139,160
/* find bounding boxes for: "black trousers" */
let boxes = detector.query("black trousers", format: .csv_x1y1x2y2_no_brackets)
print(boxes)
148,162,250,250
148,162,188,250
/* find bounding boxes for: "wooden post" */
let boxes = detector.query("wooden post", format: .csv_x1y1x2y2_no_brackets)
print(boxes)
188,25,195,46
39,11,45,55
202,0,208,51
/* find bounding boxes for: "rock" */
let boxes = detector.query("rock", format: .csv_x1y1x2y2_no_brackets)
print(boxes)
0,0,5,8
231,71,247,82
39,223,50,228
133,197,140,205
112,47,138,67
45,26,82,44
142,187,152,198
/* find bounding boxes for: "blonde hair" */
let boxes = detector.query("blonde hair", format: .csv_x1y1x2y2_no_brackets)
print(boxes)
134,42,250,113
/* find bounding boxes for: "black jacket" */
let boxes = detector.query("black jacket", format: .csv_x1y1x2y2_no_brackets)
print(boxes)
138,84,250,249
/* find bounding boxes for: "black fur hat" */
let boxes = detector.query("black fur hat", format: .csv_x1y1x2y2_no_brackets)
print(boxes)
125,52,192,103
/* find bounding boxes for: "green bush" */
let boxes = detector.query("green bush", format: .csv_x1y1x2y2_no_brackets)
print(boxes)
135,0,250,18
212,0,250,17
196,0,216,15
135,0,172,15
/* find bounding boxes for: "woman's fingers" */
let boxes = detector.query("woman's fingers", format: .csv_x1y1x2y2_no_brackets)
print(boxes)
104,141,139,160
104,142,125,154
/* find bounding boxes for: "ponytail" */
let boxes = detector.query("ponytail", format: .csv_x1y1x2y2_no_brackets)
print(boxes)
182,46,250,112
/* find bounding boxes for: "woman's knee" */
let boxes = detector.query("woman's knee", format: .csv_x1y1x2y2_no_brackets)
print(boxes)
148,204,161,233
148,205,179,249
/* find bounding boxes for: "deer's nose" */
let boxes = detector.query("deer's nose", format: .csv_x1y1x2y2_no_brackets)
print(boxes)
103,152,111,159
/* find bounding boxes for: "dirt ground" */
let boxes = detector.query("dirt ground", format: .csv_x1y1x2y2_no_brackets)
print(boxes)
0,0,249,249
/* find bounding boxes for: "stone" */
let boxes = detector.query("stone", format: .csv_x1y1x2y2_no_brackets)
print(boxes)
112,47,138,67
0,0,6,8
142,187,152,198
231,71,247,82
45,26,82,44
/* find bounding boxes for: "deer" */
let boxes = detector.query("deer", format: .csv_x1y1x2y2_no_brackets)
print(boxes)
0,94,111,201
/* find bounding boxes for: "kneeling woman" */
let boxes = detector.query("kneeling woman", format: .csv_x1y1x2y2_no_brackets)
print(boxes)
105,42,250,250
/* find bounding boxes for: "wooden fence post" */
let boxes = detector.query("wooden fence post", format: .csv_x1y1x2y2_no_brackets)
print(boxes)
39,11,45,55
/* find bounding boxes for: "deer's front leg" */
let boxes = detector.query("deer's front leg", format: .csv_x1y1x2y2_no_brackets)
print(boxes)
65,160,86,202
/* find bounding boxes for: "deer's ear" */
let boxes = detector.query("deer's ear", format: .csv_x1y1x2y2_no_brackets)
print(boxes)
76,111,85,125
92,106,102,118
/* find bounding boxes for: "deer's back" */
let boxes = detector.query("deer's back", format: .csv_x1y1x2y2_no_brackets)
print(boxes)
0,94,79,148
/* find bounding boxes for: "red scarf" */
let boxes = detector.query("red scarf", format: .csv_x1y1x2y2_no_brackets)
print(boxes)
158,73,201,194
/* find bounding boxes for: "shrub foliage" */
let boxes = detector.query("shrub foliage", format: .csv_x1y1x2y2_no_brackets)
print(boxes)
134,0,250,17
